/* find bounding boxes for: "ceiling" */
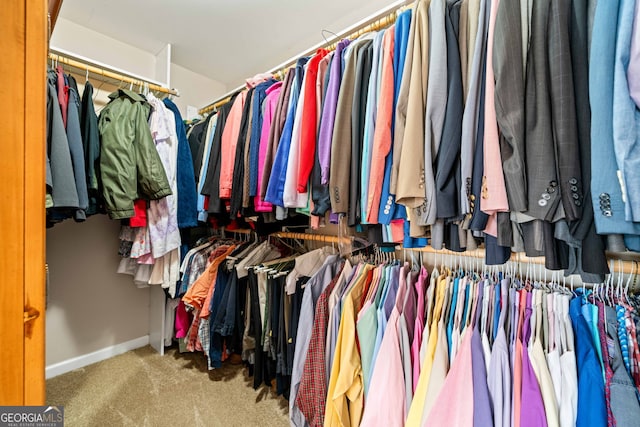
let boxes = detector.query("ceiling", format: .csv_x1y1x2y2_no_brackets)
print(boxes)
58,0,400,90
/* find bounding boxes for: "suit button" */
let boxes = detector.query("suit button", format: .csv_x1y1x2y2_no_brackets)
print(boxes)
384,209,390,214
470,194,476,201
570,185,578,192
550,180,558,187
569,178,578,185
604,210,612,217
542,192,551,200
538,199,548,207
547,187,555,193
575,200,582,207
600,193,610,200
572,193,579,200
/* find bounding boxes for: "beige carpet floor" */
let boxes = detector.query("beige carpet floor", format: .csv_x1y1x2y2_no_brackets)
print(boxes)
46,346,289,427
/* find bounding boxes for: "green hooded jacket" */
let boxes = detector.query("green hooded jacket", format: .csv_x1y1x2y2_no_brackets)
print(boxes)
99,89,171,219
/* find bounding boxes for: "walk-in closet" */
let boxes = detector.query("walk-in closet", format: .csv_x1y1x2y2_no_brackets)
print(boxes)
2,0,640,426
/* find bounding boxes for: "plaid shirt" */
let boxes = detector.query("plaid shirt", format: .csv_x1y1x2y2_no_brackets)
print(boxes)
626,311,640,392
185,308,202,353
178,249,211,297
596,301,616,427
295,271,341,427
616,305,631,374
198,318,213,369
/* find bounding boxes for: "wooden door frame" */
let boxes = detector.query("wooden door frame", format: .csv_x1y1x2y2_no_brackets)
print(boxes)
0,0,47,405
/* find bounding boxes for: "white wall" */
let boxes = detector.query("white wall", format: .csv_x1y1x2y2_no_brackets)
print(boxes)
46,20,226,373
170,63,226,118
51,18,157,80
46,216,150,366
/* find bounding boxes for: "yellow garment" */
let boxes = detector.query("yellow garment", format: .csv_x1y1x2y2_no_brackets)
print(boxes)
325,263,374,427
422,276,452,422
406,272,448,426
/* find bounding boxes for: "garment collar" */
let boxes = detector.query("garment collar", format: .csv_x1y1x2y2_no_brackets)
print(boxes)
108,88,147,103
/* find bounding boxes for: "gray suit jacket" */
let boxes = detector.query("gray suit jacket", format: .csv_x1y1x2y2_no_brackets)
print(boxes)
524,0,558,222
548,0,583,223
493,0,527,212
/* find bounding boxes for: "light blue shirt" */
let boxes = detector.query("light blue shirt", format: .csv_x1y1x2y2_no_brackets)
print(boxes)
197,116,217,222
371,264,400,372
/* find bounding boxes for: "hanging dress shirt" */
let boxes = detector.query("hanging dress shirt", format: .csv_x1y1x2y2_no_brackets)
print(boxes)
360,263,410,427
604,305,640,425
569,293,607,427
519,291,547,427
325,263,373,427
411,267,428,392
296,266,344,427
557,294,578,427
486,278,509,427
406,270,446,426
290,256,342,427
529,289,559,427
424,278,481,427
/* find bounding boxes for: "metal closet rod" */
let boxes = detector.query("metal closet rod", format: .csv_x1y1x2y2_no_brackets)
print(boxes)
401,245,640,276
271,231,352,244
49,52,179,96
198,0,411,115
221,230,640,278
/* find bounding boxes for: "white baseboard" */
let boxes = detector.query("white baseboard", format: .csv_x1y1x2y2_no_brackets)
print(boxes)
46,335,150,379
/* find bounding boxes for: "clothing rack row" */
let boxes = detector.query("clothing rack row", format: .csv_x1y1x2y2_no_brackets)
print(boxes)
48,49,180,96
402,245,640,276
221,230,640,277
198,0,411,115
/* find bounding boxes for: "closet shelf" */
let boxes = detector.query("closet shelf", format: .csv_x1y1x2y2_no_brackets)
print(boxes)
198,0,411,115
49,48,179,96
